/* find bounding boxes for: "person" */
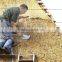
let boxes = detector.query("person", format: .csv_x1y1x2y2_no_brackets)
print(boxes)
0,4,28,54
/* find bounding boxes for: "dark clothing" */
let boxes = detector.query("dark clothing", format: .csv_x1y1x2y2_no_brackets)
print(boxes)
3,7,20,22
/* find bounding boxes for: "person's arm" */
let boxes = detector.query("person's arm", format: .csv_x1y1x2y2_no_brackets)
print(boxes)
11,13,19,22
11,7,20,22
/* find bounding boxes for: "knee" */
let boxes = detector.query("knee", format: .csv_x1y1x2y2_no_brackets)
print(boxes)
0,39,5,47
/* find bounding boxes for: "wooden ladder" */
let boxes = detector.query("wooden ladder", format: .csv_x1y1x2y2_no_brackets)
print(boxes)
0,54,18,62
18,54,36,62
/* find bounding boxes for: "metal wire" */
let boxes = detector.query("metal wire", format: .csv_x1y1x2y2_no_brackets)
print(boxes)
0,8,62,10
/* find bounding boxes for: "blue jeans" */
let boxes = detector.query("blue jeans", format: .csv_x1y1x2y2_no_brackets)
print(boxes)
0,39,5,48
0,38,13,53
3,39,13,53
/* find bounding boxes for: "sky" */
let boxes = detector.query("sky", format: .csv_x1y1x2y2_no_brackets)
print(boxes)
42,0,62,32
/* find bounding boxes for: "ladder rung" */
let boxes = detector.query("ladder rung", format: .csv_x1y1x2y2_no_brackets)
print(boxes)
0,54,17,58
19,59,33,62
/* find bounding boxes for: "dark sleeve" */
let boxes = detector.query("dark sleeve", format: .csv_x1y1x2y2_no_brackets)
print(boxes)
11,12,19,22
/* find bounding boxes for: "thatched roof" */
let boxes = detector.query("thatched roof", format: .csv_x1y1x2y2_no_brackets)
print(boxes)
0,0,51,19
